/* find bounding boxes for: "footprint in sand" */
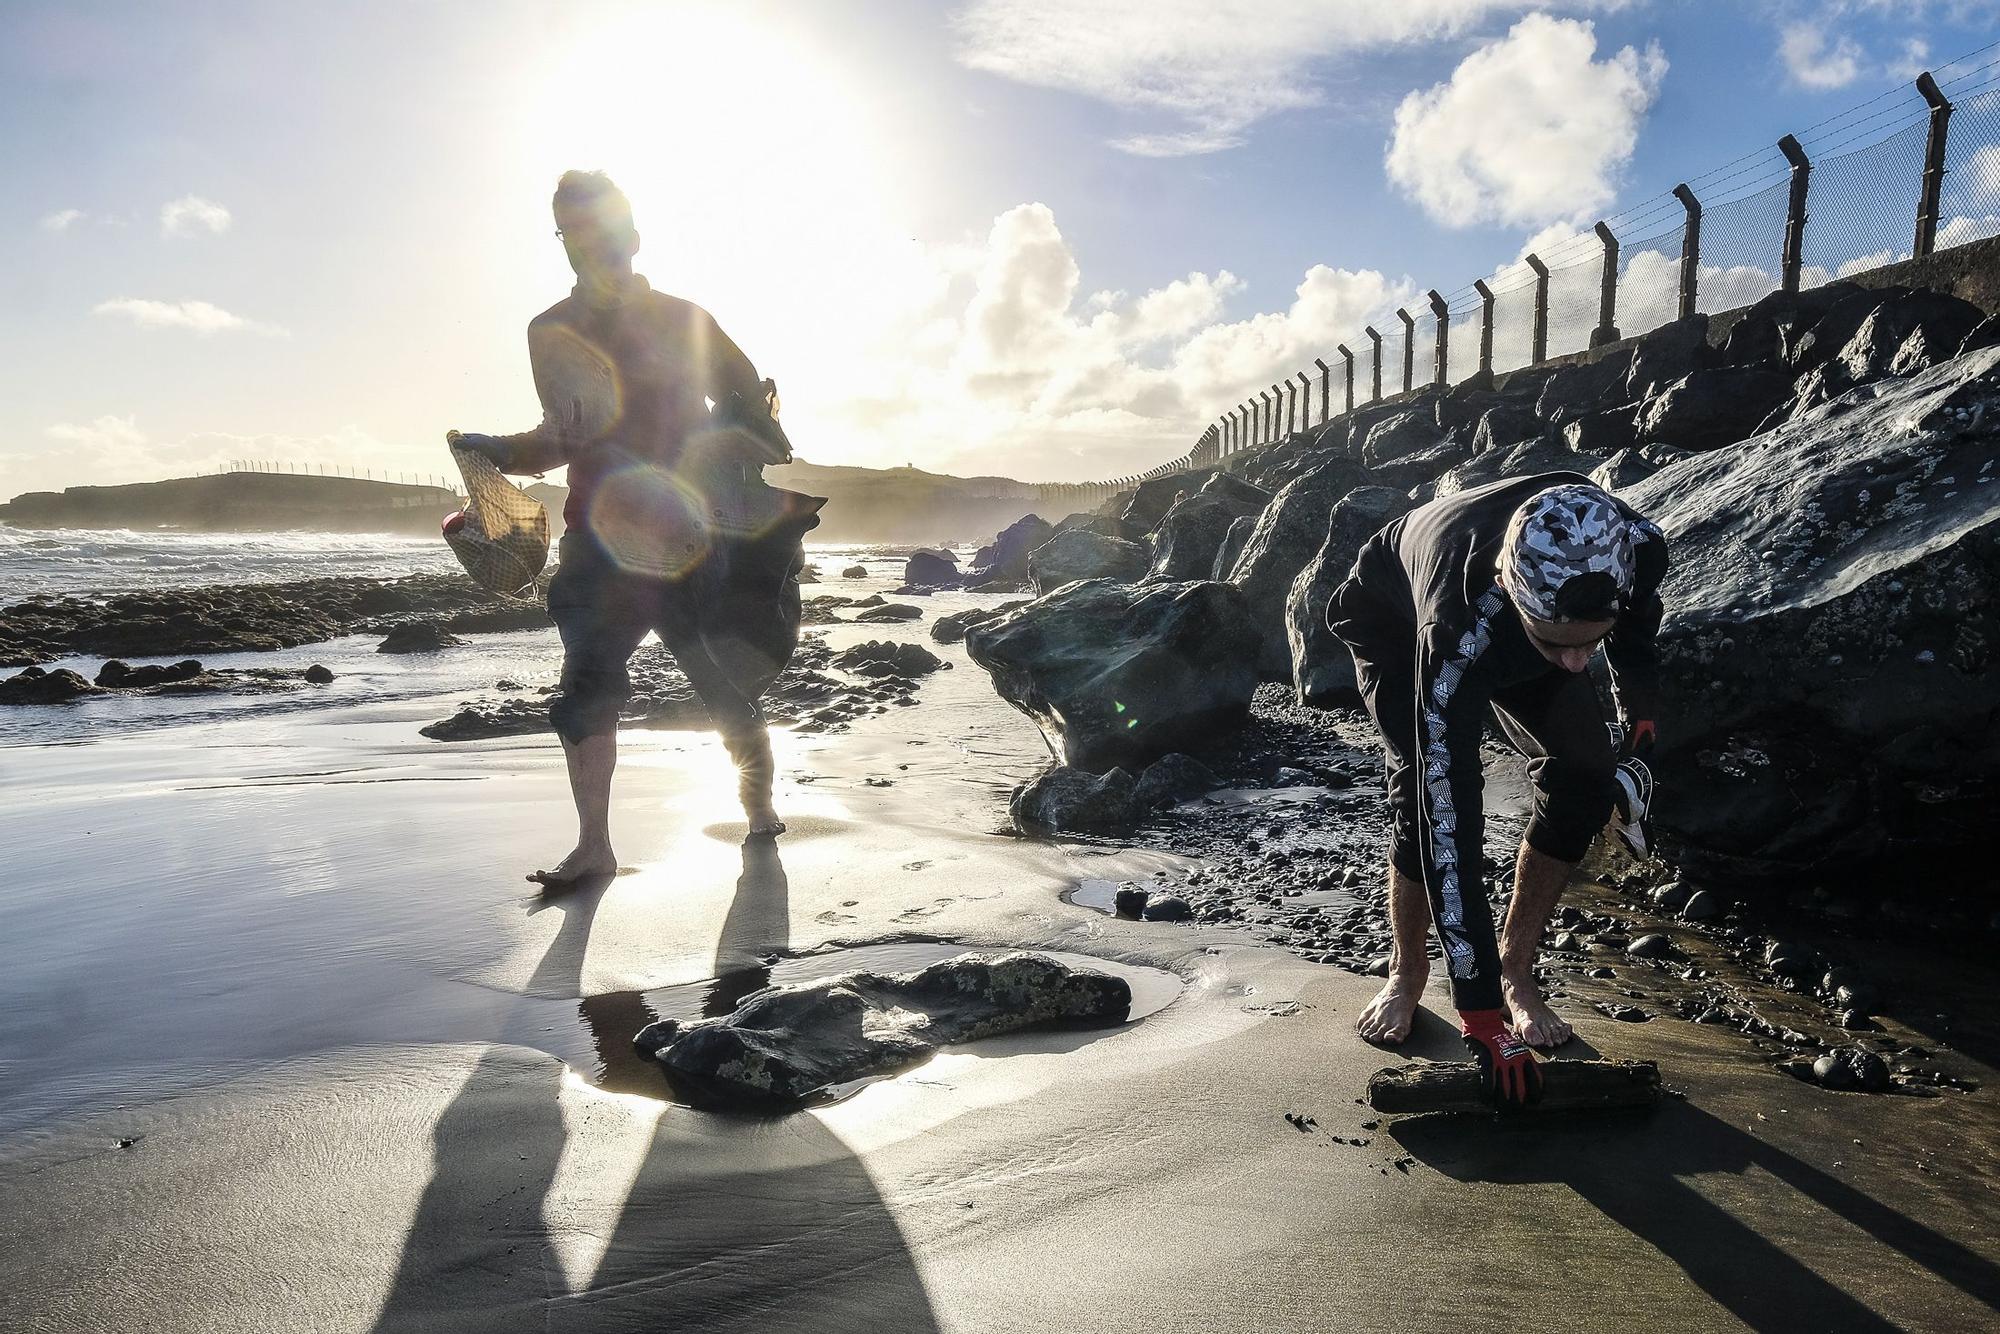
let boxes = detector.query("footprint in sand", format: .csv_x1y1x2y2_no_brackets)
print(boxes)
903,859,932,871
894,897,955,922
815,909,859,925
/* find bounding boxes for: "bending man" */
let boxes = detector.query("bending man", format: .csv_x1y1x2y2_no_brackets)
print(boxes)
1328,475,1666,1105
453,171,809,884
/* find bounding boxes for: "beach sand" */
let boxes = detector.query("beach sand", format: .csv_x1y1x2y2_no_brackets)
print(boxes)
3,618,1998,1332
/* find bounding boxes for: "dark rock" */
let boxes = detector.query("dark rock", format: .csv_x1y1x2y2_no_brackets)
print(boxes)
842,564,869,578
1114,887,1151,917
304,664,335,685
1121,472,1209,535
1055,512,1145,543
1437,437,1600,499
1199,472,1272,509
1029,530,1150,594
1627,345,2000,879
1561,408,1642,457
640,951,1132,1107
1227,459,1372,681
833,640,945,677
1011,764,1137,834
970,514,1056,584
1141,895,1193,922
1472,403,1542,456
1637,366,1794,452
377,622,465,653
966,578,1260,771
1150,492,1263,581
1360,411,1441,468
1958,312,2000,357
1369,439,1473,494
1284,486,1412,705
1793,291,1988,417
1626,314,1711,400
1211,514,1258,580
1785,285,1899,375
1131,753,1219,809
902,550,961,589
1626,933,1672,960
1679,889,1722,922
931,608,996,643
1590,444,1687,493
96,658,203,688
1813,1046,1891,1093
0,666,103,704
854,603,924,623
1536,348,1635,426
1712,282,1863,370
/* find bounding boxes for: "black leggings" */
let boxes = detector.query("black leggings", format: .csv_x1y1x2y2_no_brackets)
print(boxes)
1348,629,1615,1008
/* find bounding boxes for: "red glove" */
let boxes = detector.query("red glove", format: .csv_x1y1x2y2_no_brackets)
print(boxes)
1625,719,1657,759
1460,1009,1543,1108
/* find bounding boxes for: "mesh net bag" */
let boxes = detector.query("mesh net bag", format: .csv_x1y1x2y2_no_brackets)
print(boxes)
443,443,550,597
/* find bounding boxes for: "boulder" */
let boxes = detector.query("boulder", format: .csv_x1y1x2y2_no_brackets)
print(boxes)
1435,437,1600,500
1625,344,2000,882
377,622,466,653
1590,444,1688,494
1794,291,1989,416
0,666,103,704
842,564,869,578
1785,284,1896,375
965,578,1261,771
854,603,923,623
1536,348,1635,426
1141,896,1193,922
970,514,1055,583
1472,403,1541,456
931,602,1028,643
1211,514,1258,580
902,549,961,588
1131,752,1220,810
1560,407,1642,457
1149,492,1262,581
1029,529,1150,594
1636,366,1794,453
1370,439,1472,494
303,664,335,685
1713,282,1863,368
1284,486,1413,705
1227,460,1373,680
1199,472,1272,509
1011,764,1138,833
1360,411,1440,468
637,951,1131,1107
833,640,946,677
1120,471,1210,534
95,658,203,688
1054,512,1145,543
1625,313,1711,401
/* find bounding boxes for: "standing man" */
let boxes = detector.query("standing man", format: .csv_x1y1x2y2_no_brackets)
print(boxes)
453,171,814,885
1328,476,1666,1106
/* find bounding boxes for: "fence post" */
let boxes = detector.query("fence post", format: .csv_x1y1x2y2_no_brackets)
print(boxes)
1914,71,1954,258
1239,403,1251,452
1314,359,1330,425
1365,326,1384,401
1525,254,1549,363
1780,133,1811,294
1261,390,1273,444
1297,371,1313,431
1591,221,1621,347
1397,309,1416,394
1473,279,1495,378
1271,383,1285,438
1337,344,1355,414
1673,183,1702,320
1427,290,1449,388
1283,380,1296,437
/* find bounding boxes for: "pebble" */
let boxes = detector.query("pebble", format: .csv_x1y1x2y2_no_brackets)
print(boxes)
1627,933,1673,960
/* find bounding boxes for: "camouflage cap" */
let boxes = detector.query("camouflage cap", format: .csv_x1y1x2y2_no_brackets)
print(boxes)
1498,483,1638,622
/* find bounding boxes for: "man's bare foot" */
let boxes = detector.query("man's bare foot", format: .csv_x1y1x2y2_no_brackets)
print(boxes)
1357,972,1428,1046
1501,970,1573,1050
527,843,617,887
744,806,786,837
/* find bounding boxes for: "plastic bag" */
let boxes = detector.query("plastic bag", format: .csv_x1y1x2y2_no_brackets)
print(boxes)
442,443,550,597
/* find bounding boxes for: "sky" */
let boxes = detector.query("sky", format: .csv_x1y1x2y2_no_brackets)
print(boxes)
5,0,2000,496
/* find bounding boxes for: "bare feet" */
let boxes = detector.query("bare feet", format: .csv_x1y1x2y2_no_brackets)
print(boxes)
1357,972,1428,1046
527,842,617,887
1501,970,1573,1050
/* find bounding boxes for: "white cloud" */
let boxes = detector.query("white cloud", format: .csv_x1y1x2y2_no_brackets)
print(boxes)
40,208,85,233
951,0,1619,156
92,298,284,336
45,414,148,452
1780,22,1863,89
159,194,232,237
1938,212,2000,250
1888,37,1931,82
1385,15,1667,230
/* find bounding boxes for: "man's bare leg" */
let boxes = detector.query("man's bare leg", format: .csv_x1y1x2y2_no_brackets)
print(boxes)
1357,864,1432,1045
531,731,619,884
1499,841,1574,1049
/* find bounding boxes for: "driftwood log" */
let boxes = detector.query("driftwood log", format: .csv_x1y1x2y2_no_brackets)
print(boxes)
1368,1059,1661,1114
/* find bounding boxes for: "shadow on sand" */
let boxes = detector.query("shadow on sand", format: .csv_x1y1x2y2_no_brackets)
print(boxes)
368,839,943,1333
1391,1099,2000,1331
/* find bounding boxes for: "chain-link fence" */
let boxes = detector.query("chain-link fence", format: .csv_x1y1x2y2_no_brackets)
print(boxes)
1170,48,2000,476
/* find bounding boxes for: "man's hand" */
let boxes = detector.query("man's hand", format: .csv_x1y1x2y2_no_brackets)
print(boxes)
1460,1008,1543,1109
446,430,512,471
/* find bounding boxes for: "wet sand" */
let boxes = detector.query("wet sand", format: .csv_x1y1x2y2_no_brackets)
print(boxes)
3,616,1999,1331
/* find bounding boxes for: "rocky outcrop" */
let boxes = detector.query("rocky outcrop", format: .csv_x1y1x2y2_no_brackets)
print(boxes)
95,658,203,688
970,514,1056,585
1148,492,1262,581
1028,529,1149,594
377,623,465,653
1011,765,1138,833
853,602,924,623
832,640,946,677
1225,459,1371,680
1629,344,2000,879
902,549,961,588
1284,486,1412,705
634,951,1132,1107
1120,472,1210,534
930,602,1028,643
965,578,1260,771
0,667,103,704
1212,514,1258,580
842,564,868,578
1637,366,1794,452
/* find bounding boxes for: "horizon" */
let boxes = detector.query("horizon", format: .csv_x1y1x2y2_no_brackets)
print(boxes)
6,1,1999,498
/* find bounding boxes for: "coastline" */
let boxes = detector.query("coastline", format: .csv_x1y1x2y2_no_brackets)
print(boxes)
3,572,1998,1330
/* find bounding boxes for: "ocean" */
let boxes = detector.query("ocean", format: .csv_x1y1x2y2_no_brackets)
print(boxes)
1,527,963,747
